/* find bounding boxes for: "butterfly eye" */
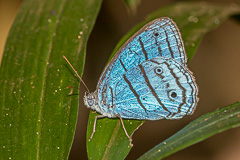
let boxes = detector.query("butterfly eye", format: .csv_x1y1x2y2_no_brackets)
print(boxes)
155,67,163,74
88,98,94,106
154,33,159,36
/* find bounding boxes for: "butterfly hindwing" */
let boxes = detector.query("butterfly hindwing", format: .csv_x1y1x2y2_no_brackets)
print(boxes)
114,57,197,120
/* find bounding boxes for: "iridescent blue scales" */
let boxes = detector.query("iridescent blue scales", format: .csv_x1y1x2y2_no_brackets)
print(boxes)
83,17,198,143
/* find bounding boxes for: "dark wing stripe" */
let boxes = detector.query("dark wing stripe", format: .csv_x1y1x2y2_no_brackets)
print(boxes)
150,59,160,65
119,58,127,72
175,65,196,114
169,61,196,114
109,87,114,108
164,62,186,117
186,83,195,114
166,22,185,65
164,30,174,59
138,37,148,60
157,46,162,57
139,64,171,115
155,37,162,56
169,24,184,64
123,74,147,113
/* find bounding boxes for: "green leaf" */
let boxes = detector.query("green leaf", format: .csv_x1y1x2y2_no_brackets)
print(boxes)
124,0,141,14
138,101,240,160
87,113,144,160
87,2,240,160
0,0,102,159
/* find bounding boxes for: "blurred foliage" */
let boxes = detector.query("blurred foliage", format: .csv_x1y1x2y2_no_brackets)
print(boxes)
124,0,141,14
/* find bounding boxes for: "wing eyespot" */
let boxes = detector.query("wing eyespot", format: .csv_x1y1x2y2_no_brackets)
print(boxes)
154,32,159,36
171,92,177,98
168,90,178,101
154,67,163,75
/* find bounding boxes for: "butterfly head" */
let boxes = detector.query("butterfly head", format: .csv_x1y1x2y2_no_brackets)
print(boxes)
83,91,104,114
84,92,95,108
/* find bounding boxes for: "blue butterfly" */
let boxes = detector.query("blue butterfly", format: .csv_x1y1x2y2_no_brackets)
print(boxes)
82,17,198,144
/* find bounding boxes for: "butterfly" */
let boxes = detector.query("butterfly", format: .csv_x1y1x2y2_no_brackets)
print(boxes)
65,17,198,145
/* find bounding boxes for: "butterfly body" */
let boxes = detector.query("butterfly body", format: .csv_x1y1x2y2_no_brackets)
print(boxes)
83,17,198,142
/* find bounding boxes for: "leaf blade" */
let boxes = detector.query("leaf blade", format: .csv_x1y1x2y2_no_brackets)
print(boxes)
0,0,102,159
138,101,240,160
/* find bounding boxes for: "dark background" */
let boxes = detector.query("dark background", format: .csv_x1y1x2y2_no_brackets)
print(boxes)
1,0,240,159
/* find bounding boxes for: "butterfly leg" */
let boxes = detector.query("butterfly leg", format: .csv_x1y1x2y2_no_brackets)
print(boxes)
119,115,133,146
89,115,105,141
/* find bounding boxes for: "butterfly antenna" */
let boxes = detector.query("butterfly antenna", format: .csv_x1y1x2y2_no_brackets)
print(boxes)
63,55,90,93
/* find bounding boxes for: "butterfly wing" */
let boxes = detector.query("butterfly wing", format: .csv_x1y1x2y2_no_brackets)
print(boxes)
95,17,197,118
114,57,198,120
